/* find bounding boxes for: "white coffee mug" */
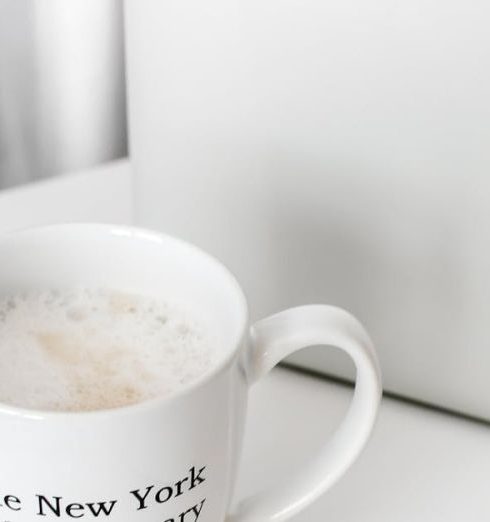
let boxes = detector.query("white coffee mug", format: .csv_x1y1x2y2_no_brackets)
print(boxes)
0,224,381,522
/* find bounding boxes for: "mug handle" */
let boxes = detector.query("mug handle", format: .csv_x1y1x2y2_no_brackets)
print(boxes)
229,305,382,522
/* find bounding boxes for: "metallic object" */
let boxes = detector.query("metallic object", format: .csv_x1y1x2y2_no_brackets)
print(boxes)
0,0,126,189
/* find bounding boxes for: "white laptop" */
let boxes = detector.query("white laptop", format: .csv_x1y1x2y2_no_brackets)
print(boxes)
124,0,490,420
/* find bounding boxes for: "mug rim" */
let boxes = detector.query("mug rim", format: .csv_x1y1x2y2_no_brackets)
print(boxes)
0,223,249,421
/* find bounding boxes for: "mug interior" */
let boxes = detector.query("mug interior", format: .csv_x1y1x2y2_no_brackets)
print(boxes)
0,224,248,408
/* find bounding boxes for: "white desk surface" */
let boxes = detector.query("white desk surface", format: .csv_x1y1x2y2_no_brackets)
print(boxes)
238,367,490,521
0,159,132,234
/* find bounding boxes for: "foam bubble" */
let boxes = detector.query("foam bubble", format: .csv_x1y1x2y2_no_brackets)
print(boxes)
0,288,217,412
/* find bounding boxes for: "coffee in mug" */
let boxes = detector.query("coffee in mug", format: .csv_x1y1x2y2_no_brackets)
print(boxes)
0,288,216,412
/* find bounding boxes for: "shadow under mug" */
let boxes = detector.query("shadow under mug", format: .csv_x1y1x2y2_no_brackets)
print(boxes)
0,223,381,522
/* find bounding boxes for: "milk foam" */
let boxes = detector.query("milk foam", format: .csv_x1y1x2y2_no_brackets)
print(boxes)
0,289,216,412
